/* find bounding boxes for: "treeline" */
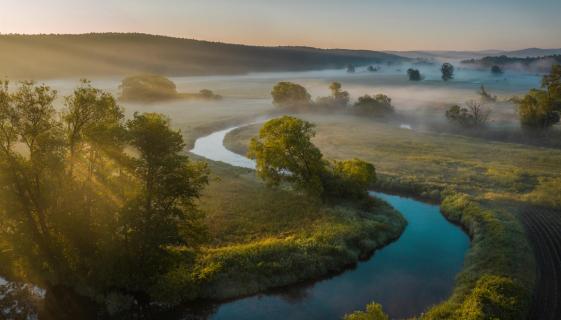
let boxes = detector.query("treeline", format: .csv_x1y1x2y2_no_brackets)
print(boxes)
462,54,561,71
0,33,404,78
270,81,395,117
0,80,209,314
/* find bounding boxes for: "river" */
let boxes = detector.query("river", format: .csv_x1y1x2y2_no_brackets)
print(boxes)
190,123,470,319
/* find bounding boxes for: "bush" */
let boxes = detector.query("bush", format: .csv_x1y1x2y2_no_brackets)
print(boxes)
353,94,394,117
271,82,312,108
344,302,389,320
119,74,178,101
458,275,529,320
407,68,422,81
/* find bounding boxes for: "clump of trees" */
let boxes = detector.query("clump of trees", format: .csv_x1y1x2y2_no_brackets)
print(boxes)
248,116,376,200
353,94,394,117
0,80,209,310
119,74,221,102
407,68,422,81
367,65,380,72
446,100,491,128
441,63,455,81
516,64,561,130
270,81,395,118
315,82,350,109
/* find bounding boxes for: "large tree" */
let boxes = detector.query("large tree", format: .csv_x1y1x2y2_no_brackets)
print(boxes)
248,116,324,197
271,82,312,108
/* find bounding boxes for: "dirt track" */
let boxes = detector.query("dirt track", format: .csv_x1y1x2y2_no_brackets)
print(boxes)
520,207,561,320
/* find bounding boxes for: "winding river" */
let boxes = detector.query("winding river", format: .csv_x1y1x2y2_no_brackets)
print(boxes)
190,124,470,319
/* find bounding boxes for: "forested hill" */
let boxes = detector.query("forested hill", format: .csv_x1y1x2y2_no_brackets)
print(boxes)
0,33,405,79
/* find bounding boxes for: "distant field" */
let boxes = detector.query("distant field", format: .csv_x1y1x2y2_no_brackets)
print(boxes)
225,113,561,205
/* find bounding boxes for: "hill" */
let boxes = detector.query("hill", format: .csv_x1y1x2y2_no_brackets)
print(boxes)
389,48,561,60
461,54,561,72
0,33,404,79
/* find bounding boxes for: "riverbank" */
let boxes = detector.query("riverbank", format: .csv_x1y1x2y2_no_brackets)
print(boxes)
224,116,540,319
153,159,406,304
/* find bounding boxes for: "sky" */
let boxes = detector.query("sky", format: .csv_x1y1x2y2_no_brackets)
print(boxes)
1,0,561,51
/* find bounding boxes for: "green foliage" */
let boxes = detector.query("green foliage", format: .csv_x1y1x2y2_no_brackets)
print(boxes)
271,82,312,108
353,94,394,117
119,74,179,102
517,89,560,129
525,177,561,208
458,275,529,320
441,62,455,81
0,80,209,308
344,302,389,320
407,68,422,81
315,82,350,109
422,193,534,320
248,116,324,196
323,158,376,199
517,65,561,129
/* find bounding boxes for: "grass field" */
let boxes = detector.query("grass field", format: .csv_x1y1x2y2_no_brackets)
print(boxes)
153,159,406,302
223,113,561,318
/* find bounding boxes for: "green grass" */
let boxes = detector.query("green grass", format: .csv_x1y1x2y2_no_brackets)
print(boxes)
224,113,557,319
152,159,406,303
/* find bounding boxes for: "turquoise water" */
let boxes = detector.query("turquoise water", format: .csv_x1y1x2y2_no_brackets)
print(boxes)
208,193,469,319
190,128,470,319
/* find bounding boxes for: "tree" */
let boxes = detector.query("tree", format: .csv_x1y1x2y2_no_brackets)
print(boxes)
446,100,491,128
478,85,497,102
271,82,312,108
542,64,561,109
517,65,561,129
491,65,503,75
347,64,356,73
367,65,379,72
353,94,394,117
316,82,350,108
441,63,455,81
64,79,125,176
517,89,560,129
248,116,325,197
407,68,422,81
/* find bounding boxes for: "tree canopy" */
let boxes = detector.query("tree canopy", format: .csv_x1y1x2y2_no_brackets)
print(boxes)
0,80,209,310
441,63,455,81
248,116,324,196
446,100,491,128
271,82,312,108
353,94,394,117
407,68,422,81
517,65,561,129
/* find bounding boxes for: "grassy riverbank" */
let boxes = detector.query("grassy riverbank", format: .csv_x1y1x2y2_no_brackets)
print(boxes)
223,113,561,318
153,160,406,303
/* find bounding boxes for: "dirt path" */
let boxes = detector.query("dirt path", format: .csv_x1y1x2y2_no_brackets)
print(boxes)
520,207,561,320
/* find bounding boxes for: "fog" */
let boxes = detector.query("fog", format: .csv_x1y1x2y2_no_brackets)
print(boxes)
38,63,542,133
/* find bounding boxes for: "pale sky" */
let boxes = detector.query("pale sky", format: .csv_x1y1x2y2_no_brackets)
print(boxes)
1,0,561,51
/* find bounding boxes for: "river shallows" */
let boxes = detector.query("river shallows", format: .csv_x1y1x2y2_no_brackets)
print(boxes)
190,125,470,319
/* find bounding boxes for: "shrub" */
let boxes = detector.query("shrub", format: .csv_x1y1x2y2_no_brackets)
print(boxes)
353,94,394,117
271,82,312,108
344,302,389,320
407,68,422,81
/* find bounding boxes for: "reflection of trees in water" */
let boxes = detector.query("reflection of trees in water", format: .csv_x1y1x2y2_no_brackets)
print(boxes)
0,282,39,320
